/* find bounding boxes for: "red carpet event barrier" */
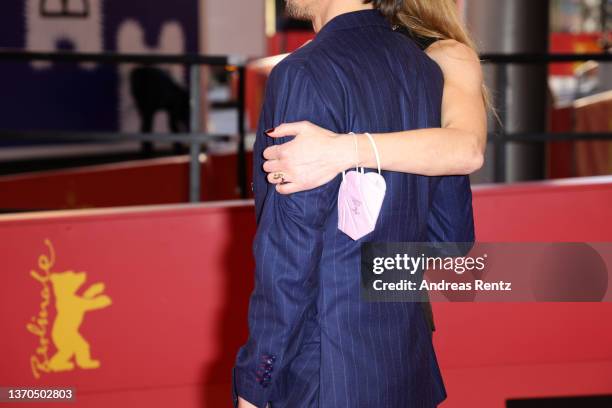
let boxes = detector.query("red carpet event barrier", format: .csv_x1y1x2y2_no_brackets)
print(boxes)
0,153,254,211
1,177,611,407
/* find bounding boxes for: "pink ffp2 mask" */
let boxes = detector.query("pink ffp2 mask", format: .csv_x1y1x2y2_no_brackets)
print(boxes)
338,133,386,241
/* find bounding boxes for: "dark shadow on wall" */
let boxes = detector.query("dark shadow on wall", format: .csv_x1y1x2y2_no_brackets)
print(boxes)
199,206,256,407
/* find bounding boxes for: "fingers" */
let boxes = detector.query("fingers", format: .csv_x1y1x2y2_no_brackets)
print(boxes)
267,171,291,184
262,121,316,194
275,182,303,195
262,158,283,173
266,121,312,138
263,144,282,160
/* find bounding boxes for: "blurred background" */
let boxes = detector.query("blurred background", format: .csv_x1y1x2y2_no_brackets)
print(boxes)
0,1,611,408
0,0,610,211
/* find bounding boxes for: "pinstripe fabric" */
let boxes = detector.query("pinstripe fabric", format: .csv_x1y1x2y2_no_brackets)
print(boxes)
233,9,474,408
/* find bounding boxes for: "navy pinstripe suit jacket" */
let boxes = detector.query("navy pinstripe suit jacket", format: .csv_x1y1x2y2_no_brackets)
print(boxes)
233,9,474,408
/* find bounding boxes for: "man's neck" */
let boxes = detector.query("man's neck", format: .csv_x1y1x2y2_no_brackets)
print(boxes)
312,0,374,32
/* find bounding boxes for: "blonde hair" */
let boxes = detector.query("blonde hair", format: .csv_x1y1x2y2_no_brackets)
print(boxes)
394,0,476,49
376,0,495,115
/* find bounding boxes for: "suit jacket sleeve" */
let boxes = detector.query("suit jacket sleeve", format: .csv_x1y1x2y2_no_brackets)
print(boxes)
427,175,475,254
233,61,342,407
420,176,475,333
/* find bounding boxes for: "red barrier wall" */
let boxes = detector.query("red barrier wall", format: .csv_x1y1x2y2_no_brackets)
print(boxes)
436,176,612,406
0,153,254,211
1,177,612,407
0,202,256,407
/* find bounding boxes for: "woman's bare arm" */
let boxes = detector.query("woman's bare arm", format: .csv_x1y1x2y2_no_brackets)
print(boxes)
264,39,488,194
349,39,487,175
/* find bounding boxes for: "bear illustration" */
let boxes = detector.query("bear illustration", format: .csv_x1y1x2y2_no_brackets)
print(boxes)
47,271,111,372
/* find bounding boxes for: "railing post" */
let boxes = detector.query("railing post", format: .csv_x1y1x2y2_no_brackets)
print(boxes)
237,65,247,199
464,0,550,183
189,64,202,203
494,65,508,183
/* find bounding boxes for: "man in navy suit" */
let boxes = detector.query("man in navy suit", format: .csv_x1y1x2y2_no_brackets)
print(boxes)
232,1,474,407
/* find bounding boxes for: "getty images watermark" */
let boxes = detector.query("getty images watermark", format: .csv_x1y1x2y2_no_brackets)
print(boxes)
360,242,611,302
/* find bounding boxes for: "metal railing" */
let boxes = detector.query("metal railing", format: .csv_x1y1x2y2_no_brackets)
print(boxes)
480,52,612,182
1,50,612,195
0,49,248,201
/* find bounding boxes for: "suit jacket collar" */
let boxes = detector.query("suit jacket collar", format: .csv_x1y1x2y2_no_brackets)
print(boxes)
317,9,390,37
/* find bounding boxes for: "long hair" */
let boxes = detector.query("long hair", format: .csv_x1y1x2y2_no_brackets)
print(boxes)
365,0,494,116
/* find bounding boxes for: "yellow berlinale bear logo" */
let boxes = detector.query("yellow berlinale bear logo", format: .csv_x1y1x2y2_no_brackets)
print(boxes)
27,239,112,378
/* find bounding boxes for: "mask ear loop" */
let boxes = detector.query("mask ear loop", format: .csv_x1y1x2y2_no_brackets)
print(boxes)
358,133,382,225
342,132,360,182
364,132,382,175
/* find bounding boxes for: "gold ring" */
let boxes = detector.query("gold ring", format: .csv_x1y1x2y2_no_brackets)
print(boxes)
273,172,285,181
